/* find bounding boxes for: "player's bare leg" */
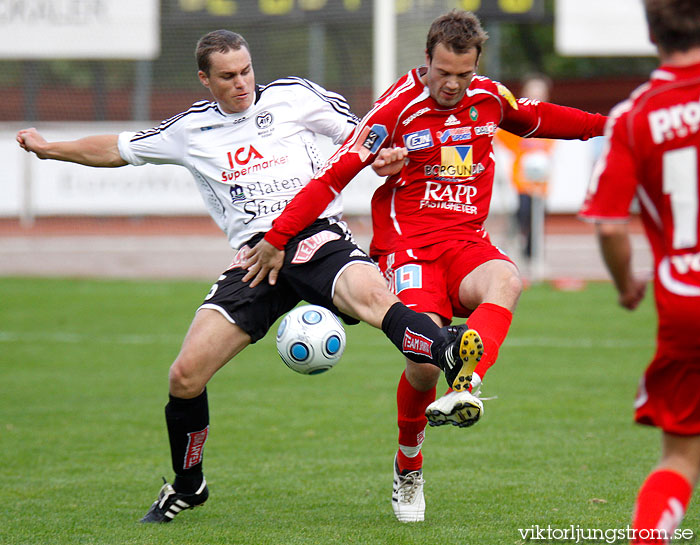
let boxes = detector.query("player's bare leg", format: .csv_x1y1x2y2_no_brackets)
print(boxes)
331,261,399,328
458,259,522,315
658,432,700,486
169,308,251,399
142,309,251,523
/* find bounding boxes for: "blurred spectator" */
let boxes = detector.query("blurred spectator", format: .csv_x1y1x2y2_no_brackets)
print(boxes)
496,74,554,261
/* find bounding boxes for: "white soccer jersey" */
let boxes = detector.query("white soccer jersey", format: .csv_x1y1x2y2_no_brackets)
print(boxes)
117,77,359,249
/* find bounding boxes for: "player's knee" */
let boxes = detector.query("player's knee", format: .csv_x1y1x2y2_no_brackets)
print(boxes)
505,270,524,299
169,360,206,398
354,282,398,324
491,266,523,304
406,360,441,389
335,270,396,325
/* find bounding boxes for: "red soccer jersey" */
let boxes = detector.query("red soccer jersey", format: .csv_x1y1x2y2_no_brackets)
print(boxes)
580,62,700,353
267,67,605,255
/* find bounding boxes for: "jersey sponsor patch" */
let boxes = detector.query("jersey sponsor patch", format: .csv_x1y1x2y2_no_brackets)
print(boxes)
292,230,341,264
442,146,472,177
402,107,431,126
437,127,472,143
403,129,433,151
419,180,479,214
227,145,263,169
221,146,290,183
648,97,700,143
227,246,250,269
230,184,245,202
351,123,389,161
183,426,209,470
402,328,433,358
424,146,484,179
395,264,422,294
474,122,497,137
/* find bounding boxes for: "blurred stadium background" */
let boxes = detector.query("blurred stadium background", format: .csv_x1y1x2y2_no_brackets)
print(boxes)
0,0,655,282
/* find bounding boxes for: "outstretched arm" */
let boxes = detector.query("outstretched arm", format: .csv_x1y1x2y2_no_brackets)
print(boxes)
16,128,127,167
501,100,607,141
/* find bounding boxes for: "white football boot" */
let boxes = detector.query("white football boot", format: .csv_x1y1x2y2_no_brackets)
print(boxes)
392,454,425,522
425,373,484,428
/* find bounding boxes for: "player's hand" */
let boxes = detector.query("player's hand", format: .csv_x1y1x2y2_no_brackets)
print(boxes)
618,275,649,310
16,128,48,157
243,239,285,287
372,146,407,177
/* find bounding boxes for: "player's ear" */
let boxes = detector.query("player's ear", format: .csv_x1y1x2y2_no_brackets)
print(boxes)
198,70,210,89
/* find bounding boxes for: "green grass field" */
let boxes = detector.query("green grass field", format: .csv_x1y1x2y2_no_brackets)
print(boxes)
1,277,697,545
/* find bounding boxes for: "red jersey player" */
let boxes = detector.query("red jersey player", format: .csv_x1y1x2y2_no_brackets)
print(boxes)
245,10,605,522
579,1,700,542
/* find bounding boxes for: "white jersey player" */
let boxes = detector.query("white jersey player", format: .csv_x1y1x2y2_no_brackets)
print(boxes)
118,77,352,249
16,29,481,524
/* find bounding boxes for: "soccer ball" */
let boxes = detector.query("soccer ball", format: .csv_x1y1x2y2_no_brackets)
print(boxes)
276,305,346,375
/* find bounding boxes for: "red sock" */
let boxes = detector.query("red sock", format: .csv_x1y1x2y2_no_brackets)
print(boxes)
466,303,513,380
396,371,435,472
631,469,692,544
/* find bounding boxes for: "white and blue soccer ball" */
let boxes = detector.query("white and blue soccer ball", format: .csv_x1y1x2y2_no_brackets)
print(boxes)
276,305,346,375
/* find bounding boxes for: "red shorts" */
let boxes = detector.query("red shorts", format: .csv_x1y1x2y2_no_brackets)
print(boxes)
376,238,514,322
634,349,700,435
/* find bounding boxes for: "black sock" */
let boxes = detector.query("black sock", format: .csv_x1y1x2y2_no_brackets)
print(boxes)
381,302,447,366
165,389,209,493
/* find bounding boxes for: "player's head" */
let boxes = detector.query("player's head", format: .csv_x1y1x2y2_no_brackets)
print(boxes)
423,11,487,108
196,30,256,114
426,10,488,61
644,0,700,56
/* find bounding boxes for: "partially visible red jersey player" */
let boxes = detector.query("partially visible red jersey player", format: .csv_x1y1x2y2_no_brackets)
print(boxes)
579,1,700,542
245,10,606,523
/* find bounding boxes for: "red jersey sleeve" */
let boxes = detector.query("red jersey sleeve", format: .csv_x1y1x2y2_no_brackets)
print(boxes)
500,97,607,141
579,107,639,221
263,177,341,249
266,89,403,249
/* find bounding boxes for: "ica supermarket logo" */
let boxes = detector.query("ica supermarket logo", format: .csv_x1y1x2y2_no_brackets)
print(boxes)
227,145,263,168
221,145,289,183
